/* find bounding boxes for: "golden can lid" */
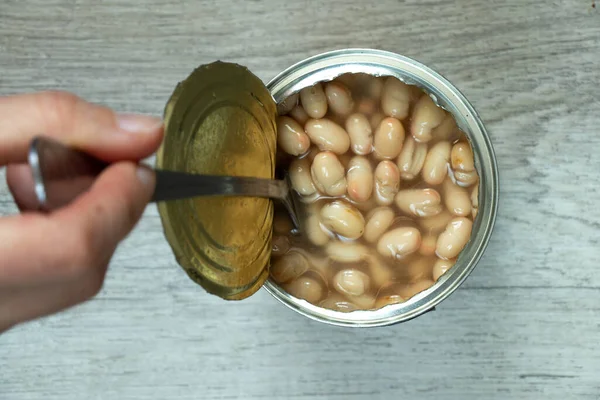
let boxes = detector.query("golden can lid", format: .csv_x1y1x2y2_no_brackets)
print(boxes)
156,61,277,300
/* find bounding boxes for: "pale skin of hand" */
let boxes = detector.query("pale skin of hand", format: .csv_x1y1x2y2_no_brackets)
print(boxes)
0,91,164,333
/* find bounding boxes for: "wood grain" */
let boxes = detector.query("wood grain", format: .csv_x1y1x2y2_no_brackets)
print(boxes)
1,0,599,399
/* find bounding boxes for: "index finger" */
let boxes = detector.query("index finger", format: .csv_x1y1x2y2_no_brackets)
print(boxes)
0,91,163,166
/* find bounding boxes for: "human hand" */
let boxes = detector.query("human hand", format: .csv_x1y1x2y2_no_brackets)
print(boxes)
0,91,164,332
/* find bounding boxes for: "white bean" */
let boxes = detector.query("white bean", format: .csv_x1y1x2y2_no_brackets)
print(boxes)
391,216,420,230
325,81,354,116
395,279,435,300
305,118,350,155
310,151,347,196
374,160,401,206
436,217,473,259
276,116,311,156
419,234,438,256
451,142,475,172
285,274,325,303
352,294,376,309
290,248,331,281
320,200,365,240
433,258,456,281
377,227,421,260
289,158,317,196
335,73,355,87
374,117,405,160
320,294,358,313
333,269,371,296
289,104,309,125
443,177,472,217
366,255,394,287
300,83,327,119
277,93,299,115
364,207,395,243
471,186,479,219
431,113,459,142
419,210,453,234
305,213,330,246
395,188,443,218
381,77,410,119
353,73,384,99
346,156,374,203
366,76,384,99
326,242,370,263
453,170,479,187
271,235,290,257
370,112,385,131
411,95,446,143
397,136,428,180
271,251,310,284
345,113,373,155
375,288,405,308
422,141,451,185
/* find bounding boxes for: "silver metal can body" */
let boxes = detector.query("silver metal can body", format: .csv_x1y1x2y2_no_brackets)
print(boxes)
265,49,499,327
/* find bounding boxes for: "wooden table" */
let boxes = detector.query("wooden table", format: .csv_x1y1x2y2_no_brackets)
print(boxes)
1,1,599,398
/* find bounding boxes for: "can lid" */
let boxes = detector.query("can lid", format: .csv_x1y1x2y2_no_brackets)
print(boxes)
157,61,277,300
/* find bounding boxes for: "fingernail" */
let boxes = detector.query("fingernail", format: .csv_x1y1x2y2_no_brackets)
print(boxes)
117,113,163,134
136,165,155,188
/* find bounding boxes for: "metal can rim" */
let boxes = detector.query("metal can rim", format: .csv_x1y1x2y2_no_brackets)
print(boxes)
264,48,499,327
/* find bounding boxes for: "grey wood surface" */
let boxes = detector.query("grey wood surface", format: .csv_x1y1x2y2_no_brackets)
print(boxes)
1,0,599,399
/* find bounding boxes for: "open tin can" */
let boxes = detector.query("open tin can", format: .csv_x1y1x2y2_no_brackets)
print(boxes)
157,49,499,327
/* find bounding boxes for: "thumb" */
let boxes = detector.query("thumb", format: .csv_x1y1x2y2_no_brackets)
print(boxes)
0,162,155,287
54,162,156,258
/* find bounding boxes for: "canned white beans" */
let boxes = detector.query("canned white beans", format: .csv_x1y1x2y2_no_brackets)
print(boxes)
325,81,354,116
395,189,443,218
346,113,373,155
436,217,473,259
289,158,317,197
411,95,446,143
320,200,365,240
422,141,451,185
373,117,405,160
289,104,309,125
300,84,327,119
346,156,374,203
305,119,350,155
381,77,410,119
374,160,401,206
363,207,395,243
310,151,347,196
265,49,498,327
276,116,311,156
397,136,428,180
